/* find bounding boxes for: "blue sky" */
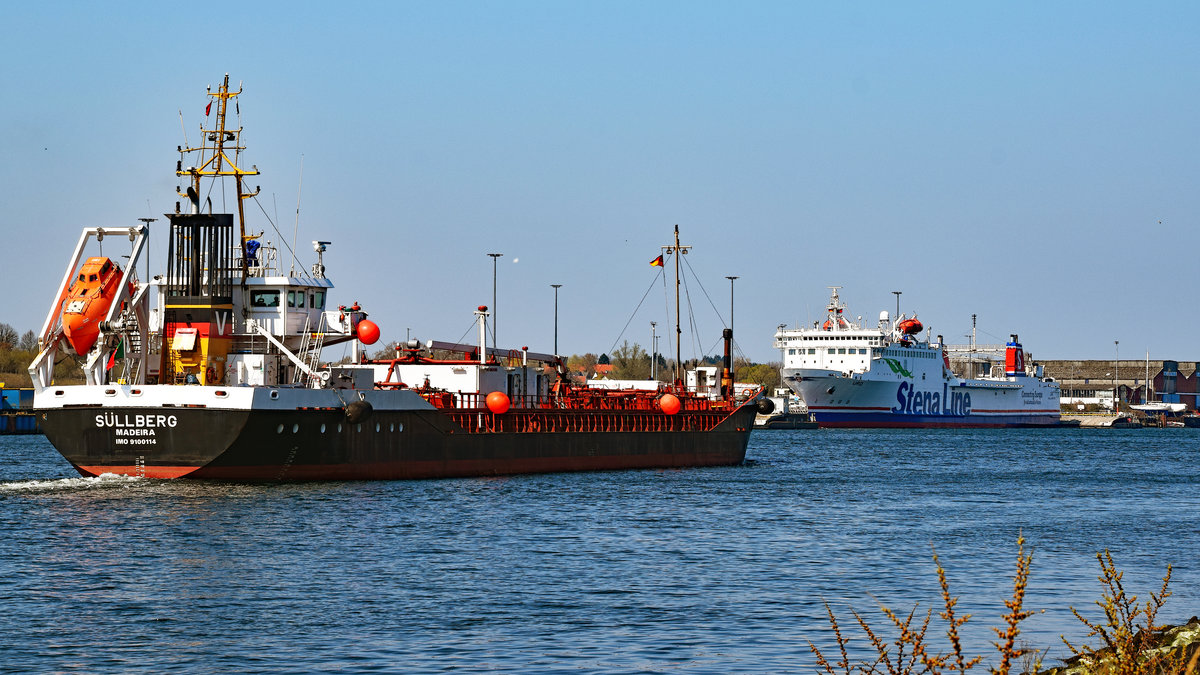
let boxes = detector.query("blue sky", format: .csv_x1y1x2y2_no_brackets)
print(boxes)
3,2,1197,363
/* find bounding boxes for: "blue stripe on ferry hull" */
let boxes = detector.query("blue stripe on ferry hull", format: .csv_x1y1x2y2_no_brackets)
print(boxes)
810,411,1060,428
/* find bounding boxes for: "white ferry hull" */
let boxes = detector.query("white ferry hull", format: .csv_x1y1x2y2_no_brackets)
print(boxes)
783,369,1060,428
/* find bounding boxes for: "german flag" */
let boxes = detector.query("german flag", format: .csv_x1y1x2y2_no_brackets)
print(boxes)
650,254,664,267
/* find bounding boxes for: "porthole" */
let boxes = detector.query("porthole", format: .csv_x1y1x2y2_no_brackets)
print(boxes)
337,423,343,433
320,423,326,433
396,423,403,432
356,423,362,432
375,422,381,433
292,424,299,433
276,424,284,434
389,423,395,432
270,390,279,400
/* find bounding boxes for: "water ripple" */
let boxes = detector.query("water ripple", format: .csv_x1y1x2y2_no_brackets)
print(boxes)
0,429,1197,673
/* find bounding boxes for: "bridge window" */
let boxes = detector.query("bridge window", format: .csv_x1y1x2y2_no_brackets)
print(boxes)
251,290,280,308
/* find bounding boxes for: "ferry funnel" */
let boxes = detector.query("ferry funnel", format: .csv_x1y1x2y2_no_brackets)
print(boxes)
1005,334,1026,377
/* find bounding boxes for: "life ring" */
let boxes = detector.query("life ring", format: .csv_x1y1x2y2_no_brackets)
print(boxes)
206,365,223,385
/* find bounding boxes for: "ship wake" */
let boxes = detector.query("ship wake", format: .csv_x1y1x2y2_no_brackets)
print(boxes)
0,473,142,494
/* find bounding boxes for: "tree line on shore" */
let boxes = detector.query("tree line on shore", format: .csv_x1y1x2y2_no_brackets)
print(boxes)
0,322,81,386
564,339,781,388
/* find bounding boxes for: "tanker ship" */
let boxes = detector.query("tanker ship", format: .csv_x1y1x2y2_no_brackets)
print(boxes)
775,288,1060,428
28,75,761,480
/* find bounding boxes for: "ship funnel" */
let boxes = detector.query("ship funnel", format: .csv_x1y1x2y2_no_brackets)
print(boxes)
721,328,733,399
1005,335,1026,377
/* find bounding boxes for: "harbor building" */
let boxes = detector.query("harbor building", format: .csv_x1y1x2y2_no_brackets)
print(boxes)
1039,360,1198,411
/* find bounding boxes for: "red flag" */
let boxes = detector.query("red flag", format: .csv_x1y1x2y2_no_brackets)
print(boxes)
205,101,212,116
105,339,123,371
650,254,663,267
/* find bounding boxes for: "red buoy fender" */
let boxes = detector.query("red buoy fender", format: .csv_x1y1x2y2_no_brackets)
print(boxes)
486,391,510,414
356,319,381,345
659,393,681,415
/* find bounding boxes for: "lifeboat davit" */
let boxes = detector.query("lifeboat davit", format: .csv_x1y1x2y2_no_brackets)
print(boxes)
61,257,125,355
897,318,923,336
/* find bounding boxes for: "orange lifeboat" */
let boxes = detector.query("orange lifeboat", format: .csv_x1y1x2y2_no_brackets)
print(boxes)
61,257,125,355
897,318,923,336
822,317,849,330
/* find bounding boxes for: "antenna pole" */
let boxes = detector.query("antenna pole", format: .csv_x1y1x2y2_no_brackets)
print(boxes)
291,155,304,276
178,110,189,149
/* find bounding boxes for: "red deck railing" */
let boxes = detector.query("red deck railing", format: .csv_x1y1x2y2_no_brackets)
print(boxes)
400,386,744,434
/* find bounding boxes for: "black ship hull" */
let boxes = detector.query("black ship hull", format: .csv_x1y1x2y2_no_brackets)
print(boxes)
40,404,757,481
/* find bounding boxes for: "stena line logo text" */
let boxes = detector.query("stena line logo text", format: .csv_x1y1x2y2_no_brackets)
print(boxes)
95,413,178,446
892,382,971,416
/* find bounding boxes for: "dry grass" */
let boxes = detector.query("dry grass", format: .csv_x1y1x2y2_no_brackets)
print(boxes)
809,535,1037,674
808,537,1196,674
1059,550,1187,675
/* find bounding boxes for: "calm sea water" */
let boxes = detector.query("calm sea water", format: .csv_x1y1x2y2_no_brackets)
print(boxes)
1,428,1196,673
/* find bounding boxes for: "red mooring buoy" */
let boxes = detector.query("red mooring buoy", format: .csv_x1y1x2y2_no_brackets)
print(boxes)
486,391,511,414
356,319,381,344
659,393,681,415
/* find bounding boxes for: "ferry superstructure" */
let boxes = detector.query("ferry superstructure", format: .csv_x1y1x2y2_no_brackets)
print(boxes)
775,288,1060,428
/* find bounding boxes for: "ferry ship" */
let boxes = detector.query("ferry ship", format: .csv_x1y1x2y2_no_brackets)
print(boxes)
775,288,1060,428
28,75,761,480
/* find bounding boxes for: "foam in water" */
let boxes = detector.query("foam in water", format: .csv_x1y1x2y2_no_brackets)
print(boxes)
0,472,142,493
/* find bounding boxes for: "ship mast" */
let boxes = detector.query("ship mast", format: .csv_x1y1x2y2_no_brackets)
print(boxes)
662,225,690,384
176,73,260,283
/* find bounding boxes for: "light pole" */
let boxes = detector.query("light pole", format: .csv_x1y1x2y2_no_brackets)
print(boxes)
892,291,902,321
725,276,739,335
1114,340,1120,411
777,323,787,407
726,276,739,382
487,253,503,349
137,217,156,281
551,284,562,356
654,334,661,381
650,321,657,380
